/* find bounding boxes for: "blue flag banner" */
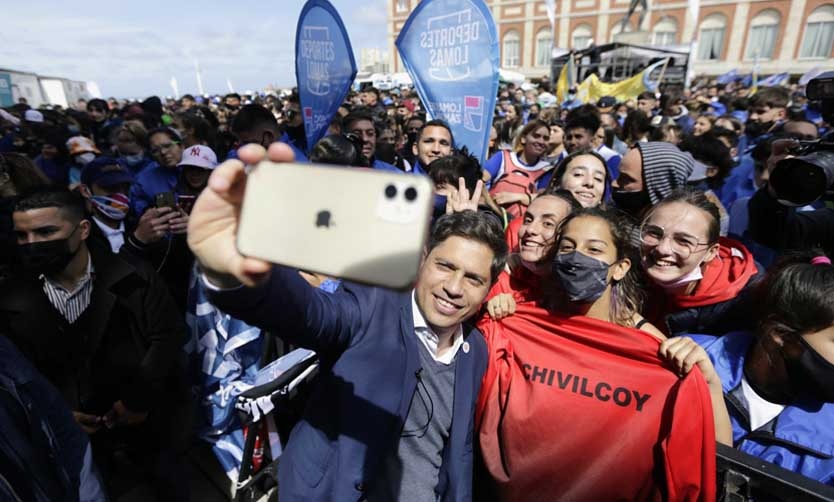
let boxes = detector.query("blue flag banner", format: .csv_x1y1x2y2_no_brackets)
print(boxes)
396,0,499,166
759,72,789,87
295,0,356,154
716,69,739,85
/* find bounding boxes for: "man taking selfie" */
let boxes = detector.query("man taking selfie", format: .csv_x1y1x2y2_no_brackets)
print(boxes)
188,143,507,501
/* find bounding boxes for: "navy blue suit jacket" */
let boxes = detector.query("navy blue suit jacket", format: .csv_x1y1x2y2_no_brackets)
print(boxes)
207,266,487,501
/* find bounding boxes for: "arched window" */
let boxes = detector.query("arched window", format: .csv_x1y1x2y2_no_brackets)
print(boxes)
503,30,520,67
535,29,553,66
652,17,678,46
572,24,593,50
396,0,408,13
745,9,781,60
800,5,834,58
697,14,727,60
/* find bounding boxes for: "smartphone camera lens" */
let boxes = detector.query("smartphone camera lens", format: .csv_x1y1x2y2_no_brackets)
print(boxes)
404,187,417,201
385,184,397,199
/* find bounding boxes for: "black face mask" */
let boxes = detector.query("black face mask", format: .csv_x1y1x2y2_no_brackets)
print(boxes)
553,251,612,303
785,337,834,403
612,188,651,217
745,120,774,139
18,226,80,276
375,142,397,164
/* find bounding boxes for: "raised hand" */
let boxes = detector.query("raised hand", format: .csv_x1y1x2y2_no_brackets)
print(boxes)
446,177,484,214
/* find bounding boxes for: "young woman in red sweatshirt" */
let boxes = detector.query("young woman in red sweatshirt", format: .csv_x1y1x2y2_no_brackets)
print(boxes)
640,188,761,336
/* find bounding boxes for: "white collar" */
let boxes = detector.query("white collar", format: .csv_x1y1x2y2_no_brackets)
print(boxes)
411,290,465,365
92,216,125,237
42,253,94,294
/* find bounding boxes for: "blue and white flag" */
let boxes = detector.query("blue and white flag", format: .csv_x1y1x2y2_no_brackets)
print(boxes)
759,72,789,87
396,0,499,166
716,69,739,85
295,0,356,154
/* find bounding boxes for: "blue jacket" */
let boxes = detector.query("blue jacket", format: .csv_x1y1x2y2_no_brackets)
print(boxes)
280,132,309,163
117,155,157,176
0,336,105,502
207,266,488,501
130,163,178,216
372,158,401,172
692,332,834,486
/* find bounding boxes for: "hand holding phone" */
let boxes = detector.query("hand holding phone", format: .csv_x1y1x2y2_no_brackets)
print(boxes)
154,191,176,209
236,159,432,289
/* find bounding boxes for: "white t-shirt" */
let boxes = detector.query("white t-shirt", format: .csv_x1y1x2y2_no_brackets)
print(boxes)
741,375,786,431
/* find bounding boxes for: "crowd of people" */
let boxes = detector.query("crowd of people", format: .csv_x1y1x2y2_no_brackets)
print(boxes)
0,71,832,501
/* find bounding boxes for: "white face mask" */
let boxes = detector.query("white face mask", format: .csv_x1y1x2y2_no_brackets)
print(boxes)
655,261,704,290
76,152,96,165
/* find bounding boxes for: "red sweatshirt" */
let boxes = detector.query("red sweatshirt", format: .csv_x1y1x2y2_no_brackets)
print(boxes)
646,237,759,328
476,305,716,501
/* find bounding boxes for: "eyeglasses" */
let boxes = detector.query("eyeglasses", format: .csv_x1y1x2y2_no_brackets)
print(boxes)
151,142,179,155
639,224,712,259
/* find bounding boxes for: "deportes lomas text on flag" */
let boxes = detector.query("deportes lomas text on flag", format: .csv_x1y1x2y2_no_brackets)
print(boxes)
396,0,500,166
295,0,357,154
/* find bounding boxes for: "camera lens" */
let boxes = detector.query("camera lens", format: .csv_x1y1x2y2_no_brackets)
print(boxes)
385,184,397,199
404,187,417,201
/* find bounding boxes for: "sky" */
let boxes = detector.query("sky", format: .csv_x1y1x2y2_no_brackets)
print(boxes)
0,0,389,99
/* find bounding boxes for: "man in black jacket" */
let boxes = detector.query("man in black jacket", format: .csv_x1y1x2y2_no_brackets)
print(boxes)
0,186,191,501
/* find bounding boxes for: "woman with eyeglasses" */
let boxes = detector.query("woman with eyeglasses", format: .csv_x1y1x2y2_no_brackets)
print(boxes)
476,207,730,500
640,188,761,337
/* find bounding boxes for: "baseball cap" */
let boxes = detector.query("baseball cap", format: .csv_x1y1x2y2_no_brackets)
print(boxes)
66,136,101,156
597,96,617,110
178,145,218,170
81,156,135,187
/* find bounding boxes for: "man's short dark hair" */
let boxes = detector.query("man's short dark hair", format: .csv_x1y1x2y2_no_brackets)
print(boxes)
86,98,108,112
427,211,508,284
363,87,381,99
750,87,790,110
181,94,195,101
565,105,601,135
14,186,87,224
426,148,479,192
418,119,455,144
343,109,377,132
637,91,656,101
230,104,279,134
224,93,242,101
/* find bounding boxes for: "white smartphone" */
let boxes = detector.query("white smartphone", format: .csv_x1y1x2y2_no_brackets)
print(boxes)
237,161,434,290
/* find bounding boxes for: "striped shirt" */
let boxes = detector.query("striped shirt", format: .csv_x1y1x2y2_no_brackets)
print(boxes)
41,255,94,324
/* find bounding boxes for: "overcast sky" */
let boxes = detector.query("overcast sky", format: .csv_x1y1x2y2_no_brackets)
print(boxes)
0,0,389,99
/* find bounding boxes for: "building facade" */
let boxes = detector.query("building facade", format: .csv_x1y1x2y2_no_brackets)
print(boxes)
387,0,834,79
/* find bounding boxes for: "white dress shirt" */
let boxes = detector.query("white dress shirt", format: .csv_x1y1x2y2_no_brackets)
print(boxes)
411,291,465,365
93,216,125,253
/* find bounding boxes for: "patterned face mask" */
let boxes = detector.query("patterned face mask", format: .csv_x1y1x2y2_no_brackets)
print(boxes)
91,193,130,221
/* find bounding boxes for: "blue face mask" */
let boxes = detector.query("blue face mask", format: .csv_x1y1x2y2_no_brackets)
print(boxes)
553,251,612,303
122,153,144,167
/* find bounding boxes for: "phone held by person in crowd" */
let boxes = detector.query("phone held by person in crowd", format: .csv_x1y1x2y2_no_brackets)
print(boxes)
154,191,176,209
177,194,197,214
237,161,434,290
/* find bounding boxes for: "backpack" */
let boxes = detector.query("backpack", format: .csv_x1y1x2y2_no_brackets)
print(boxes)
489,151,551,219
